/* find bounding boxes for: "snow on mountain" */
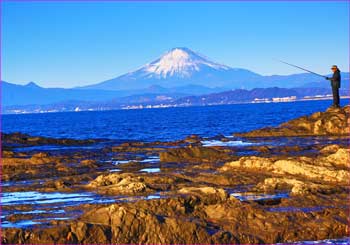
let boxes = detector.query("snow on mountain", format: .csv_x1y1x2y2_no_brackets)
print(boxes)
142,47,230,79
82,47,261,91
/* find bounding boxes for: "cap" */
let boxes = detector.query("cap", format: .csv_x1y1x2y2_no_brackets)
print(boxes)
331,65,338,70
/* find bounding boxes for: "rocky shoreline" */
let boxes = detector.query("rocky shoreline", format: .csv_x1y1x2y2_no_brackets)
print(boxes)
1,106,349,244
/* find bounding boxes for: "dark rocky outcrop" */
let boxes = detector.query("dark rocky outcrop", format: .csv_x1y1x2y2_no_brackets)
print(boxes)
160,146,234,163
1,132,99,146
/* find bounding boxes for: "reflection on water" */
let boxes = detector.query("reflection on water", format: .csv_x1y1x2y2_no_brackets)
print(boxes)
230,192,289,202
109,169,122,172
111,156,160,165
1,191,96,206
0,191,166,228
266,206,326,213
282,237,350,244
140,168,161,173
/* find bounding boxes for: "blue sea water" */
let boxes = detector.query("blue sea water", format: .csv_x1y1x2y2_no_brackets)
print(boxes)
2,99,349,142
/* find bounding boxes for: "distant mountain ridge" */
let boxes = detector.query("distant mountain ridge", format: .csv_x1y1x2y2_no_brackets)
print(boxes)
1,81,227,107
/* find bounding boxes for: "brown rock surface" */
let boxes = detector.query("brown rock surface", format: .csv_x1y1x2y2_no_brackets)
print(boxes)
221,148,350,184
235,105,350,137
87,173,152,195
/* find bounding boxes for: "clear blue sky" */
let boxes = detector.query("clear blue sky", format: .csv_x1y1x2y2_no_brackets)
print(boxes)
1,1,349,88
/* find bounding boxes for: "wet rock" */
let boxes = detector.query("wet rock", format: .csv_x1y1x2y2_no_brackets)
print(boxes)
183,134,203,144
1,132,99,146
111,142,165,153
235,105,350,137
80,159,98,168
2,150,15,158
2,153,54,166
54,180,71,190
2,151,100,182
160,146,233,163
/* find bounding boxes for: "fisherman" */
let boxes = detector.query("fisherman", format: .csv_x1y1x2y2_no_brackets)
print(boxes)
325,65,341,108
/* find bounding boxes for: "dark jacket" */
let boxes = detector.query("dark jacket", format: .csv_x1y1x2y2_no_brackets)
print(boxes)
329,70,341,88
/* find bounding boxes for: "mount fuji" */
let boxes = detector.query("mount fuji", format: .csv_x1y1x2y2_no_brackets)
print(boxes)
81,47,262,91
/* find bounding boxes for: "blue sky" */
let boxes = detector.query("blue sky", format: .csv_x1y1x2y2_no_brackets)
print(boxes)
1,1,349,88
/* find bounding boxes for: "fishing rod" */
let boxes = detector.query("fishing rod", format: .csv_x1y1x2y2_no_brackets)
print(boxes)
277,59,328,79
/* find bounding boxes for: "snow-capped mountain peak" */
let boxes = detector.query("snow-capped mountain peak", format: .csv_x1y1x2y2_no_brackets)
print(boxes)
141,47,231,79
83,47,262,91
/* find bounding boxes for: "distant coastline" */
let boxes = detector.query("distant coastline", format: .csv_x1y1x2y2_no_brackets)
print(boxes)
4,95,349,115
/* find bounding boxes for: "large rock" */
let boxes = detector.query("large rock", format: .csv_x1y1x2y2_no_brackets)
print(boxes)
235,105,350,137
221,148,350,184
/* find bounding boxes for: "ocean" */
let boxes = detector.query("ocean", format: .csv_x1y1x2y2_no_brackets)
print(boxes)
2,99,348,141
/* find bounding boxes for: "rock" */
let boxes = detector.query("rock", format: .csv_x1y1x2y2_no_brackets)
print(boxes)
235,105,350,137
87,173,150,194
256,177,340,195
178,187,228,204
2,151,15,158
183,135,203,144
326,148,350,168
1,132,98,146
221,149,350,184
54,180,71,189
160,146,233,163
80,159,98,168
272,159,348,183
221,156,274,171
320,144,341,154
78,201,214,244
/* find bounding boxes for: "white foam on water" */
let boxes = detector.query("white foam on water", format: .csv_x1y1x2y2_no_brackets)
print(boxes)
201,140,255,147
112,160,130,165
109,169,121,172
110,156,160,165
140,156,160,163
145,195,161,200
140,168,161,173
230,192,289,201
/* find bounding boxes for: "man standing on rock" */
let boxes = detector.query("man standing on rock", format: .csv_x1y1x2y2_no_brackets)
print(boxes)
326,65,341,108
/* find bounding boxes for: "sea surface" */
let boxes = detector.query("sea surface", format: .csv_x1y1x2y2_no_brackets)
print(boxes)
2,99,349,141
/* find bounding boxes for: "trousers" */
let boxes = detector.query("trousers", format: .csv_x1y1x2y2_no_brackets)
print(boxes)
332,86,340,106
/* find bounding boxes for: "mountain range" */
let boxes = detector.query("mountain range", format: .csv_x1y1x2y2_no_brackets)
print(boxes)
80,47,348,91
2,47,349,112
